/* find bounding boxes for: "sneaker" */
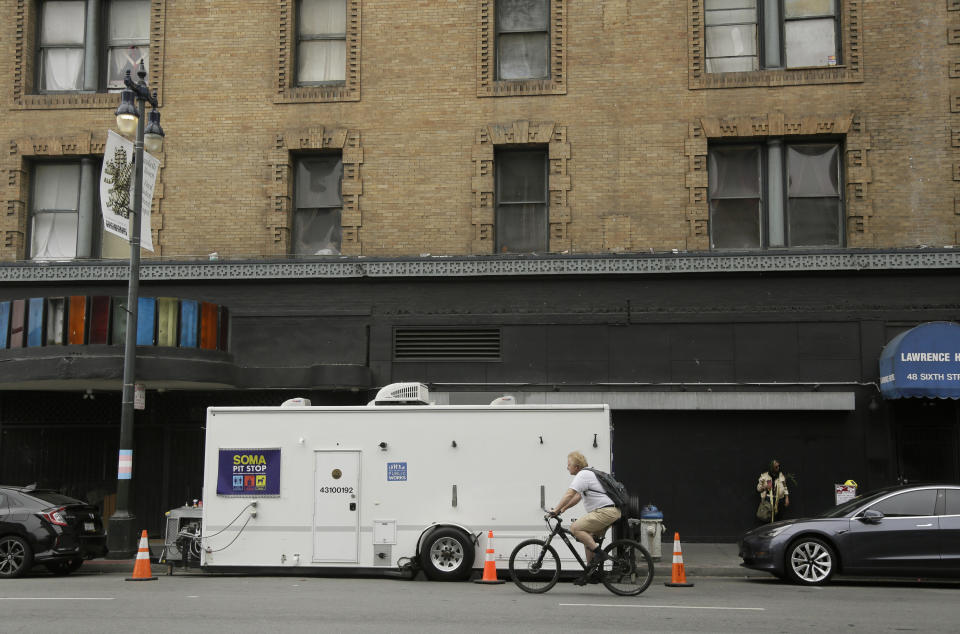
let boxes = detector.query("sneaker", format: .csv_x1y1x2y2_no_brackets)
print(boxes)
573,561,603,586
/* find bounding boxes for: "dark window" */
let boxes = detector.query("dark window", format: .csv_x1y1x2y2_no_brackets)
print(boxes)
38,0,150,92
709,140,842,249
704,0,839,73
496,0,549,80
495,149,548,253
945,489,960,516
292,154,343,256
868,490,937,518
0,492,7,508
297,0,346,84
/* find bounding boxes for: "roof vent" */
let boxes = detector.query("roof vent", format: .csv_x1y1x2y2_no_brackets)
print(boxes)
369,382,430,406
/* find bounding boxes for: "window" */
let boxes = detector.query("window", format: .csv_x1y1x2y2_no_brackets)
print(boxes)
708,141,843,249
38,0,150,92
495,149,548,253
29,160,127,260
496,0,549,80
38,1,86,90
297,0,346,84
945,490,960,516
704,0,839,73
867,490,937,518
106,0,151,89
292,155,343,256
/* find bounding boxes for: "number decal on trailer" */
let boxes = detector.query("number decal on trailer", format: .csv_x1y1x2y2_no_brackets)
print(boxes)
317,486,354,494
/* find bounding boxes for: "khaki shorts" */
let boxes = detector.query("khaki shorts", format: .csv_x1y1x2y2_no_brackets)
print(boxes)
571,506,621,539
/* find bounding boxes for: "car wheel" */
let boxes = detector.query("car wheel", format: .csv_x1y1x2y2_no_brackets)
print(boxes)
786,537,835,586
419,527,475,581
45,558,83,576
0,535,34,579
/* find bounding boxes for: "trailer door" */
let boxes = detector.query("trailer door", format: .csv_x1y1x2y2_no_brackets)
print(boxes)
313,450,360,562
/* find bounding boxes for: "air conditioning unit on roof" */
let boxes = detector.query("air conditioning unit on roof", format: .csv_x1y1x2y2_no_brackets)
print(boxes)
369,382,430,406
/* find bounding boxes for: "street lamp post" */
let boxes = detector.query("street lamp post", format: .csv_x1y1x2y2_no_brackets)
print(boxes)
106,61,164,558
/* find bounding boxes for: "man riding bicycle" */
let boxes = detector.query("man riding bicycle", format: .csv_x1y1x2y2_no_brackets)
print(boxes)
548,451,621,585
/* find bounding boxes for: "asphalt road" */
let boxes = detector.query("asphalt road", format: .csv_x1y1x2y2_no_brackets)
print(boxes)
1,571,959,633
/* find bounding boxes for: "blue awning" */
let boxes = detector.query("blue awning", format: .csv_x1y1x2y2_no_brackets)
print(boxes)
879,322,960,399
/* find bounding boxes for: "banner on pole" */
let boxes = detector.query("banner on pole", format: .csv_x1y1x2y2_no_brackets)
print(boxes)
99,130,156,252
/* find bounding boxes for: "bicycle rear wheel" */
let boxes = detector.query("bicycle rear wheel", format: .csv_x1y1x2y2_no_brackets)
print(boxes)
509,539,561,593
600,539,654,596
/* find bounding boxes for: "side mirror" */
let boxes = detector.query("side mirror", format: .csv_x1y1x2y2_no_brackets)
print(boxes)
859,509,884,524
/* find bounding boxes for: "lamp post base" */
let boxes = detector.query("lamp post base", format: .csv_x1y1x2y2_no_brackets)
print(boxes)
105,512,139,559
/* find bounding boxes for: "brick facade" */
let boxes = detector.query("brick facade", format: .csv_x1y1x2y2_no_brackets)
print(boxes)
2,0,957,260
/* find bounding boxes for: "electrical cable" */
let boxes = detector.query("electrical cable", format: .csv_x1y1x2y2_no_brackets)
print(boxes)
204,502,255,537
204,515,254,553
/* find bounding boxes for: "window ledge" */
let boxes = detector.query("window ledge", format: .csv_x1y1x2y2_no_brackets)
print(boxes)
17,93,120,110
273,85,359,104
479,78,566,98
691,66,862,90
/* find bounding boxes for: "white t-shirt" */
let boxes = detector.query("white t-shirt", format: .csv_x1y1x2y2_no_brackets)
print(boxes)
569,469,615,512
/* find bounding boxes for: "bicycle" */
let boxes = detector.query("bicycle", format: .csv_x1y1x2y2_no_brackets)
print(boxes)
508,514,654,596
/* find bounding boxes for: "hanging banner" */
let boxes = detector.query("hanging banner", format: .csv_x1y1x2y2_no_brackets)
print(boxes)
217,448,282,496
99,130,156,252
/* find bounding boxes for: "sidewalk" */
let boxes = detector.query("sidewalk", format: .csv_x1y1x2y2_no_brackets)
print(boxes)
79,540,765,579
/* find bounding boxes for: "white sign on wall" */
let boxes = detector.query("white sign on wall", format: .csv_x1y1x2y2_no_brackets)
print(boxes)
99,130,157,252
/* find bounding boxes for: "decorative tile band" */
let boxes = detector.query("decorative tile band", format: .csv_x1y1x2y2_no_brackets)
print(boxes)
1,250,959,282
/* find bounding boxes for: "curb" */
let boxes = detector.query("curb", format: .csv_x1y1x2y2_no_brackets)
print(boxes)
78,560,765,579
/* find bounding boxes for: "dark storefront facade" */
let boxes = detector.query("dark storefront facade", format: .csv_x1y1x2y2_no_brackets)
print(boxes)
1,250,958,540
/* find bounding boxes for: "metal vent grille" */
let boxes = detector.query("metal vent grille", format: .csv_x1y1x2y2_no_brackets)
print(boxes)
393,328,501,361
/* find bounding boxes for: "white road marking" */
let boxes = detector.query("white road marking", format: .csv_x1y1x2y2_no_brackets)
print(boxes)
0,597,115,601
560,603,764,611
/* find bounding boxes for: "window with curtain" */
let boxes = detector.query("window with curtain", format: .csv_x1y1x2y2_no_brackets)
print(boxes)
31,163,82,259
297,0,347,84
292,155,343,256
38,0,150,92
704,0,838,73
495,149,548,253
106,0,151,89
496,0,549,80
39,0,87,91
708,141,843,249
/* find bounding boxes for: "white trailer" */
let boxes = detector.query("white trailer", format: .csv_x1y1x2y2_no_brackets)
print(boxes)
200,384,611,580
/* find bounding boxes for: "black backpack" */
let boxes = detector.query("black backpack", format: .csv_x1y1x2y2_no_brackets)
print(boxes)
584,467,630,510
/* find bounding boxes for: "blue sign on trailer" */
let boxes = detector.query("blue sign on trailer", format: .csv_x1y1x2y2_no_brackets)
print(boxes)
879,322,960,399
217,448,282,496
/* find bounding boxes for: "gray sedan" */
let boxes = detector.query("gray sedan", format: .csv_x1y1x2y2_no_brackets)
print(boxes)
739,484,960,585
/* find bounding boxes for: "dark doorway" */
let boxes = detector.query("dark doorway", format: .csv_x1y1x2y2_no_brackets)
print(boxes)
893,399,960,483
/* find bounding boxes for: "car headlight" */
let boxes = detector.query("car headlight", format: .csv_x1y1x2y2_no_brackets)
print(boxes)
759,525,790,538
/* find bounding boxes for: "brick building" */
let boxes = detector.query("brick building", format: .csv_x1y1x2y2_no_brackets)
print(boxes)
1,0,959,539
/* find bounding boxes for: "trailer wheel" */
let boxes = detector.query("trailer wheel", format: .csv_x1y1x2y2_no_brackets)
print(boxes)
419,527,474,581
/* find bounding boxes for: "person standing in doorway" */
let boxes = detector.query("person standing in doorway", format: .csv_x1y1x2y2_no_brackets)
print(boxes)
756,459,790,523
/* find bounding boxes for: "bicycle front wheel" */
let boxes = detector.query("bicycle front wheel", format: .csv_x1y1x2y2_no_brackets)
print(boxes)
600,539,654,596
509,539,561,593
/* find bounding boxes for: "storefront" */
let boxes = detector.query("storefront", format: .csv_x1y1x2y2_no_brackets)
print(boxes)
879,322,960,483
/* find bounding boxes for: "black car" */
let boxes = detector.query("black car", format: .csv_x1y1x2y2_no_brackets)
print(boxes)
740,483,960,585
0,485,108,578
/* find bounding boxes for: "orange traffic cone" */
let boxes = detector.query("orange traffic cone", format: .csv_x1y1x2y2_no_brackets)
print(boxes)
126,530,158,581
664,532,694,587
474,530,505,584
